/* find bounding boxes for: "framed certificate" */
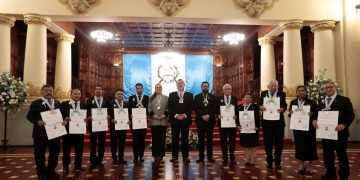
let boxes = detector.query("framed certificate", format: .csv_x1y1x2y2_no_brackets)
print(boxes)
132,108,147,130
290,105,310,131
239,111,256,133
91,108,108,132
263,97,280,120
40,109,67,140
316,111,339,140
114,108,130,130
69,109,87,134
220,106,236,128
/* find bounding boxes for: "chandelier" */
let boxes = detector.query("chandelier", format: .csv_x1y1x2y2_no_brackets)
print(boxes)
223,32,245,45
90,30,113,43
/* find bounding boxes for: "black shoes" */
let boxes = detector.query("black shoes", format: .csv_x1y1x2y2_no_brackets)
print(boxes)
196,158,204,163
170,158,178,162
183,158,190,163
75,166,86,171
119,159,127,164
208,158,216,163
63,167,69,174
320,172,337,179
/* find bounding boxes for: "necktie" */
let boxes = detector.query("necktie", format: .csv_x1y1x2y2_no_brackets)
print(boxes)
327,97,332,104
75,102,78,109
97,98,101,107
226,96,230,104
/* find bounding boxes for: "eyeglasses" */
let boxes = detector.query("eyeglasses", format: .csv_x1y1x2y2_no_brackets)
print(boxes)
323,86,335,89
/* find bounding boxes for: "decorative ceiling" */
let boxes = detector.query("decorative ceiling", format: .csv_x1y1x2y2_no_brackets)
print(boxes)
74,22,260,50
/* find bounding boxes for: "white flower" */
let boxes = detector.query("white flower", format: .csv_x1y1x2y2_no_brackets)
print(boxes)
2,107,6,110
92,100,95,104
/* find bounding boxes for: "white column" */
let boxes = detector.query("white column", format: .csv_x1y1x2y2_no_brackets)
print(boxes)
23,14,51,90
310,20,336,81
54,33,75,100
258,36,276,91
280,19,304,97
0,14,16,73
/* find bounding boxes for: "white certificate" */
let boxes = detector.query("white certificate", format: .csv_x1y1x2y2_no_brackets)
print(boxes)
220,106,236,128
290,105,310,131
69,109,87,134
263,97,280,120
132,108,147,130
239,111,256,133
316,111,339,140
40,109,67,140
114,108,130,130
91,108,108,132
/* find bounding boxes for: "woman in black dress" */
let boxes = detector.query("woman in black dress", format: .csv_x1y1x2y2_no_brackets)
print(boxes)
238,92,260,166
288,85,318,174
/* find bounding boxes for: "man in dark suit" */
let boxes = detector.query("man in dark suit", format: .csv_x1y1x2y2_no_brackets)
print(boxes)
216,84,239,164
26,84,65,179
168,79,193,163
60,88,86,173
313,80,354,180
194,81,216,163
258,80,287,169
86,85,109,168
128,83,149,163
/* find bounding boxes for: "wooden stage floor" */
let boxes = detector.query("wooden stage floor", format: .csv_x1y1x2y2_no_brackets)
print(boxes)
0,143,360,180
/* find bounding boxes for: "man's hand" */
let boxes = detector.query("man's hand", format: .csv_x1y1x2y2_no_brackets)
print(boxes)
312,120,318,129
61,121,68,126
111,119,117,124
335,124,346,132
277,108,285,113
288,110,293,115
259,106,266,111
37,120,46,126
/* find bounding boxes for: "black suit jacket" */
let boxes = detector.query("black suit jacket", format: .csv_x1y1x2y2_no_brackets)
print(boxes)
108,100,129,130
288,98,318,132
86,97,110,131
216,95,239,127
60,100,86,133
128,94,149,129
168,91,193,125
258,90,287,127
193,93,217,125
26,98,62,138
317,94,354,139
238,103,260,128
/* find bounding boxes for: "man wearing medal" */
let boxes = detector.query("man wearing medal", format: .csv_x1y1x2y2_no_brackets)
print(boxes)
168,79,193,163
194,81,216,163
26,84,65,179
60,88,87,173
86,85,110,168
109,89,129,165
128,83,149,163
216,84,239,164
312,80,354,180
258,80,287,169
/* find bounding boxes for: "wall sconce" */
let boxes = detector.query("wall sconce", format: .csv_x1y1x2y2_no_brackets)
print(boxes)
216,64,222,72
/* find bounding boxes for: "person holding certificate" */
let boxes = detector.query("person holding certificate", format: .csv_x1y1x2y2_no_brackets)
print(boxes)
288,85,318,174
258,80,287,169
60,88,87,173
216,84,239,164
168,79,193,163
26,84,66,179
128,83,149,163
148,83,169,162
193,81,216,163
86,85,110,169
238,92,260,167
312,80,354,180
109,89,129,165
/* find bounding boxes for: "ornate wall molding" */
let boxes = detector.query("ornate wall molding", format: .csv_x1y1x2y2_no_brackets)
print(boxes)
149,0,191,16
0,14,16,27
234,0,274,17
258,36,276,46
310,20,336,32
23,13,51,27
283,85,296,98
55,33,75,43
279,19,303,32
54,87,71,100
59,0,101,14
26,83,41,99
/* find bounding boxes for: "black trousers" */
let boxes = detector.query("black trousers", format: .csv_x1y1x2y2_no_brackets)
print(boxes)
131,129,147,160
62,134,84,168
322,138,350,178
33,137,60,175
89,131,106,165
219,127,236,161
197,122,214,159
171,122,189,159
110,128,127,161
151,126,167,158
262,125,284,166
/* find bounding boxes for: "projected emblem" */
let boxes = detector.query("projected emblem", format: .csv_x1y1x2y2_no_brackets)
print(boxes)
157,65,179,84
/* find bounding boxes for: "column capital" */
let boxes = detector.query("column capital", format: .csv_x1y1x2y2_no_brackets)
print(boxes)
55,33,75,43
258,36,276,46
23,13,51,27
0,14,16,27
310,20,336,32
279,19,303,32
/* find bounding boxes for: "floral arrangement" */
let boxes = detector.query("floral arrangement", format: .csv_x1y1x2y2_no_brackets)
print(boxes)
0,72,28,112
148,127,199,149
306,69,340,102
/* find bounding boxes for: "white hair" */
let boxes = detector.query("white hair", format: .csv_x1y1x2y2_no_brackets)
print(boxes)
223,84,232,89
268,79,279,87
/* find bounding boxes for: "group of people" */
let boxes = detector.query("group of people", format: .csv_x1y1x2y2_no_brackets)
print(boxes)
26,79,354,180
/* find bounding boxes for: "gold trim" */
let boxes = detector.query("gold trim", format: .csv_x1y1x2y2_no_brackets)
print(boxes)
0,14,16,27
26,83,41,99
310,20,336,32
279,19,303,32
59,0,101,14
23,13,51,27
55,33,75,43
54,87,71,100
234,0,274,17
283,85,296,98
258,36,276,46
149,0,191,16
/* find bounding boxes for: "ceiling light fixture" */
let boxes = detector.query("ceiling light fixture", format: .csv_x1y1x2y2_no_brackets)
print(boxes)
223,32,245,45
90,30,113,43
